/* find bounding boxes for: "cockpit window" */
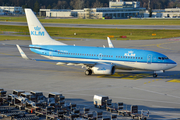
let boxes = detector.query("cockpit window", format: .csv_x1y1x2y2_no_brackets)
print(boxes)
158,57,169,60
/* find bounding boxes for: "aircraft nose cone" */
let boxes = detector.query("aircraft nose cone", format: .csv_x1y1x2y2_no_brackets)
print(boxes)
169,61,177,69
172,62,177,68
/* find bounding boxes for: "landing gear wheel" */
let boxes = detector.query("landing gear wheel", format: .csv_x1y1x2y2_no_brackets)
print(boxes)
85,69,92,75
153,73,158,78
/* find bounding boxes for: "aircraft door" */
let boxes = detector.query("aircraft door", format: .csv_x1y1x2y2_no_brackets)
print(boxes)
98,53,103,60
49,49,53,57
147,54,152,64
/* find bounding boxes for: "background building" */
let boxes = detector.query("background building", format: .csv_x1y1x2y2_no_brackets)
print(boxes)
40,0,146,19
40,9,72,17
144,8,180,18
109,0,140,8
77,0,145,19
0,6,24,15
0,8,3,15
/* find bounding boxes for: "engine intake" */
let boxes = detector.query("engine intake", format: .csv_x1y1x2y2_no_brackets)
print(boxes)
91,64,115,75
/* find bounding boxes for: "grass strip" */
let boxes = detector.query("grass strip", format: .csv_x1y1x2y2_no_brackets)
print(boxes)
0,25,180,40
0,35,30,41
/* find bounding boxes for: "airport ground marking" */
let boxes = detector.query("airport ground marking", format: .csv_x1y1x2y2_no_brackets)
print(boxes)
98,73,151,80
145,73,180,84
132,87,180,99
167,79,180,83
136,41,180,50
156,41,180,50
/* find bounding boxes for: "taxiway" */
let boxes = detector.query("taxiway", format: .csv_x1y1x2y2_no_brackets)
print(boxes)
0,38,180,119
0,21,180,29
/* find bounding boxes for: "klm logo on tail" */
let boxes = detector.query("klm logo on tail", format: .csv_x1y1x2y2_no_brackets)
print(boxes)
31,26,45,36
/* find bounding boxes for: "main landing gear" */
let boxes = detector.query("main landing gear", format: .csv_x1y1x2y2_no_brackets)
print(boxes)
85,69,92,75
153,73,158,78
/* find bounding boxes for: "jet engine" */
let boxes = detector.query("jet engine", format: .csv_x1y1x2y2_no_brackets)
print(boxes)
91,64,115,75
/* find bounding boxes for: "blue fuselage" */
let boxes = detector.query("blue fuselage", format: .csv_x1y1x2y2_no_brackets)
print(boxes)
30,45,176,71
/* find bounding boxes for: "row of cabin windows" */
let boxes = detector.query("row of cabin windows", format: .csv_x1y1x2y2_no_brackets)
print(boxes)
58,52,113,58
116,56,143,59
57,52,143,60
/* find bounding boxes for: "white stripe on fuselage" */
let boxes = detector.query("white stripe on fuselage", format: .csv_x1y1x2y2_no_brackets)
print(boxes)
41,55,173,71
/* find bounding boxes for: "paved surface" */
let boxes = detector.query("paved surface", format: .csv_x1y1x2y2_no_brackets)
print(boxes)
0,21,180,30
0,38,180,120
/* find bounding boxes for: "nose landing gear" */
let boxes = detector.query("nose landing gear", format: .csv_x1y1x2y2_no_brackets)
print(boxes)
153,73,158,78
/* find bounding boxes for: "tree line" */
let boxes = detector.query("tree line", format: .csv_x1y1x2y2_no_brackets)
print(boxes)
0,0,179,13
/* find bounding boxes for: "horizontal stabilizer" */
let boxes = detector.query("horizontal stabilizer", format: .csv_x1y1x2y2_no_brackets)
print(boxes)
16,44,31,60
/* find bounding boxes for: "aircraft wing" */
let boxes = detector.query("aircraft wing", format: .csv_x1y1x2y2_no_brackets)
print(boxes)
16,45,96,66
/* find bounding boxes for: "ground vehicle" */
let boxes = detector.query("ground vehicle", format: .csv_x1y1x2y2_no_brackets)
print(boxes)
106,103,118,113
13,90,25,96
30,91,47,102
117,102,131,116
20,92,36,101
48,92,65,103
131,105,149,120
0,88,7,97
93,95,111,108
0,88,7,105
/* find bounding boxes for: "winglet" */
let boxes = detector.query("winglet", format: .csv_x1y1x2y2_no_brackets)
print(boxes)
16,44,31,60
107,37,114,48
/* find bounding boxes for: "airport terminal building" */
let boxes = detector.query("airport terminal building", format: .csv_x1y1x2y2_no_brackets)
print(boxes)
40,0,146,19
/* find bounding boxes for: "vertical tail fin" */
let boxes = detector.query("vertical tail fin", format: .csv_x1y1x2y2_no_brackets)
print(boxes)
25,8,66,45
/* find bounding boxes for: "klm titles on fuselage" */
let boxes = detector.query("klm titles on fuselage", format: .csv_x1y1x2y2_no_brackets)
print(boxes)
31,26,45,36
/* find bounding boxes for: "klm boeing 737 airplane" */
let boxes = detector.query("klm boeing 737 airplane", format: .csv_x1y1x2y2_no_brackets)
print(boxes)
16,9,177,78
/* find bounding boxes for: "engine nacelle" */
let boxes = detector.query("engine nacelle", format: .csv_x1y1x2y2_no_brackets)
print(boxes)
91,64,115,75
